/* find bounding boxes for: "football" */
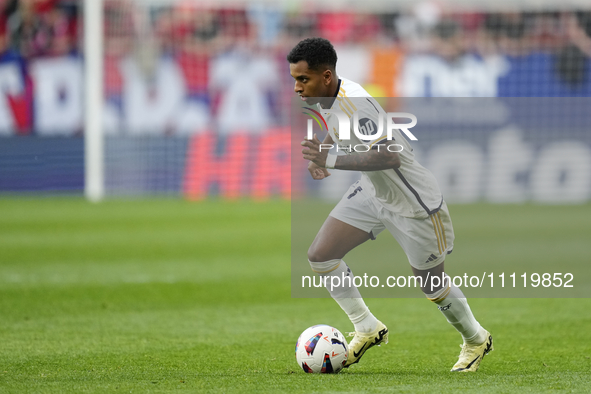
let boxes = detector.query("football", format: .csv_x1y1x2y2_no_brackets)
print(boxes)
295,325,349,373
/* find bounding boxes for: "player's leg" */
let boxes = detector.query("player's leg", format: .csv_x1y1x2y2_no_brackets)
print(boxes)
307,182,389,367
381,201,492,371
307,215,378,332
410,262,486,344
410,262,493,372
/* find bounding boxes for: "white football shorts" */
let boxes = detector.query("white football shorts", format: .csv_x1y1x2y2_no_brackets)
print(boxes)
329,180,455,270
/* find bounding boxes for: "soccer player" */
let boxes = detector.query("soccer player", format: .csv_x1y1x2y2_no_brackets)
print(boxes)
287,37,493,372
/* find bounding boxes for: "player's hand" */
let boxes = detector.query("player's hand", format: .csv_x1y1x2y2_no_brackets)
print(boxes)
308,161,331,180
301,133,328,167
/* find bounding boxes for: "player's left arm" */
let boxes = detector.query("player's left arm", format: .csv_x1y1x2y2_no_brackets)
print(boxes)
301,134,400,171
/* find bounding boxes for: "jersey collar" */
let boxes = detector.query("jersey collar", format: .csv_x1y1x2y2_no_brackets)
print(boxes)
321,78,341,109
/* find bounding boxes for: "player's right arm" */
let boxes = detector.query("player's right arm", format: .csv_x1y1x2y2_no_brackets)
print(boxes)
306,133,334,180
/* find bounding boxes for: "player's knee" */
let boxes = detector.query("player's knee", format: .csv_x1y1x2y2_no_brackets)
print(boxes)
426,285,451,303
412,263,447,295
419,278,445,295
425,277,451,302
307,248,320,263
307,244,332,263
308,258,341,275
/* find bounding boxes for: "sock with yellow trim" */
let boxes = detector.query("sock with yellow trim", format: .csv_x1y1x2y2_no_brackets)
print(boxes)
427,280,486,345
309,259,378,334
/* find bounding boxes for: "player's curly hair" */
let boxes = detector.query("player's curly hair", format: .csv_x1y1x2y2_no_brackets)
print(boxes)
287,37,337,71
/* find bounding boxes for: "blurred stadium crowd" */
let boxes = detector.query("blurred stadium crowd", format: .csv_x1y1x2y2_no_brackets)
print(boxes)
2,0,591,137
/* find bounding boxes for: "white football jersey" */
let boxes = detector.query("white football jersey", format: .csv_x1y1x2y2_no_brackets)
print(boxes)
321,77,443,219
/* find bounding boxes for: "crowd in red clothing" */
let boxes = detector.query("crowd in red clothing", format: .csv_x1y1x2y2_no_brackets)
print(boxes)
3,1,591,71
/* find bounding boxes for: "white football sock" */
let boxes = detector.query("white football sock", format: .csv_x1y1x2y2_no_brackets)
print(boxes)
309,259,378,334
427,279,487,345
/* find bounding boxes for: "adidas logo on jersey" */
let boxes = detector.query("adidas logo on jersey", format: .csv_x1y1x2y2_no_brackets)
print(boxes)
424,253,437,264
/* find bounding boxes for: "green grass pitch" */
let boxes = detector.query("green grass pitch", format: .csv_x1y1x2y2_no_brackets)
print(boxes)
0,198,590,393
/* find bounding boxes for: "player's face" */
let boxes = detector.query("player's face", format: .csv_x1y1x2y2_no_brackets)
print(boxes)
289,61,332,105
